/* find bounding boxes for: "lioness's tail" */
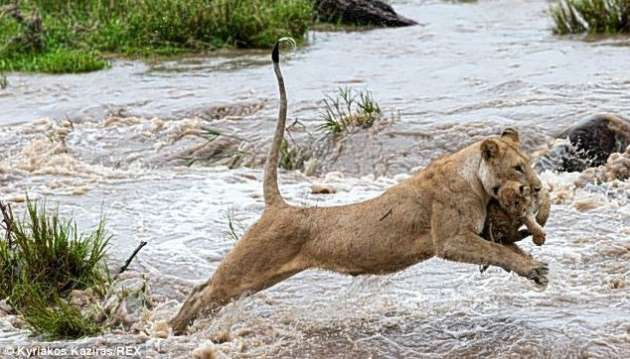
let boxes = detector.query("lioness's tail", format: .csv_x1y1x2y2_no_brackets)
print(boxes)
264,38,294,207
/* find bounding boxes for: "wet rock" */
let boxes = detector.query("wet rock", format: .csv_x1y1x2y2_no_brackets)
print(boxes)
103,274,154,331
69,288,97,308
573,198,601,212
67,288,107,322
151,320,171,338
311,183,337,194
195,101,265,121
302,158,319,177
192,342,219,359
314,0,417,27
608,277,625,289
536,114,630,172
0,299,13,316
210,329,231,343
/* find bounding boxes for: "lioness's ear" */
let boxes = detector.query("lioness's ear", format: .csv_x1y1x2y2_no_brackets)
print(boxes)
501,128,520,144
481,139,500,161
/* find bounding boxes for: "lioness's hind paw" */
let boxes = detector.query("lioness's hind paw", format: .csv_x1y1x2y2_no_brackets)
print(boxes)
526,262,549,288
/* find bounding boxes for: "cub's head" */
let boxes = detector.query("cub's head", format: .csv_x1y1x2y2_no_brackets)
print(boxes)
497,180,531,217
479,128,542,200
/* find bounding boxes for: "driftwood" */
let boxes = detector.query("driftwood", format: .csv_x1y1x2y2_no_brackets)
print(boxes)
314,0,417,27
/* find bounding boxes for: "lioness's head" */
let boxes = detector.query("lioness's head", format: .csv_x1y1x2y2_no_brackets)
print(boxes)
479,128,542,200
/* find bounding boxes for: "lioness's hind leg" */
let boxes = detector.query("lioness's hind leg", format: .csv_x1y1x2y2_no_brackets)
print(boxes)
170,228,308,334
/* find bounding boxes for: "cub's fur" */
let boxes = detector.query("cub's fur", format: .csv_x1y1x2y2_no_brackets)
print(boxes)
484,182,549,246
169,40,549,334
480,180,550,273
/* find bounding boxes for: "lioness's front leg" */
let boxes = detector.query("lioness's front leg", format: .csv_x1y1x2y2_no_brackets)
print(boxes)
432,202,548,285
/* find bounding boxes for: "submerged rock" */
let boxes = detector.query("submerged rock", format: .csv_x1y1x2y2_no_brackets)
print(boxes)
192,342,219,359
311,183,337,194
314,0,417,27
535,114,630,172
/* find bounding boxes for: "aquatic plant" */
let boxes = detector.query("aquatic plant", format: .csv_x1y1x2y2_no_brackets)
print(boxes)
319,87,382,135
0,199,110,339
224,209,246,242
551,0,630,34
279,137,312,170
0,0,313,73
0,72,6,89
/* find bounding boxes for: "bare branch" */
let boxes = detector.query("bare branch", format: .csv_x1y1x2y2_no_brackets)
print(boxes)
118,241,148,274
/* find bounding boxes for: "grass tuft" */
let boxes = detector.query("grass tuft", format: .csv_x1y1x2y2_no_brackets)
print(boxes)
0,198,110,339
318,87,382,136
279,137,312,170
223,208,246,242
551,0,630,34
16,283,101,340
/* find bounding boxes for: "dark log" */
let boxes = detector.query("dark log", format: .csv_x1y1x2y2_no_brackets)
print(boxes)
314,0,417,27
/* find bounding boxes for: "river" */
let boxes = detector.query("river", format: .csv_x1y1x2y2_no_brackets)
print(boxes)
0,0,629,358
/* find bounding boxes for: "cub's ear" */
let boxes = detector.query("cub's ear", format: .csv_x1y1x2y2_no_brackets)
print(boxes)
481,139,500,161
501,128,520,144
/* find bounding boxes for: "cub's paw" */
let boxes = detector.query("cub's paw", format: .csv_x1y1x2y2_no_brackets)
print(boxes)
532,233,546,246
524,261,549,287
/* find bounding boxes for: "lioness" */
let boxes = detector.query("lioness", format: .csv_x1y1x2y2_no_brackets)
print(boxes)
170,40,548,334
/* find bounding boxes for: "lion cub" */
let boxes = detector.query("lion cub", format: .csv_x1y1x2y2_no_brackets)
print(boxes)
484,181,546,246
480,181,546,273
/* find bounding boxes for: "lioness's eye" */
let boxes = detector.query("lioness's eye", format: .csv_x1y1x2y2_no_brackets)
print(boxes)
514,165,524,173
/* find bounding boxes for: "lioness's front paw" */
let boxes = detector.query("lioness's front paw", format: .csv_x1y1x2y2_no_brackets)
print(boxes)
524,261,548,287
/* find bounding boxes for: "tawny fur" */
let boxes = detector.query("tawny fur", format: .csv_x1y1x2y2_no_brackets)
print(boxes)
169,42,549,334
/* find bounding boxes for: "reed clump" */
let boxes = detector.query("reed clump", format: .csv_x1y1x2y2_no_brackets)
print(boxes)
551,0,630,34
0,199,110,339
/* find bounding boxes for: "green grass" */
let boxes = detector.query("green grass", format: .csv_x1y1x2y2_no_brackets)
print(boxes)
318,87,382,136
223,209,246,242
0,0,313,73
0,49,107,73
551,0,630,34
0,198,110,339
279,137,311,170
15,283,101,340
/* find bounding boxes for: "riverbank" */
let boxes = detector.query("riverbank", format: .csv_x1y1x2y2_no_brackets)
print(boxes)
0,0,312,73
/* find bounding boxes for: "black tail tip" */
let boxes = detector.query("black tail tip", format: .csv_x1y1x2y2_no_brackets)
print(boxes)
272,42,280,63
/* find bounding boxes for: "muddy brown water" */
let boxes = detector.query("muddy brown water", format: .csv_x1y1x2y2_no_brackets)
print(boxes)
0,0,629,358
